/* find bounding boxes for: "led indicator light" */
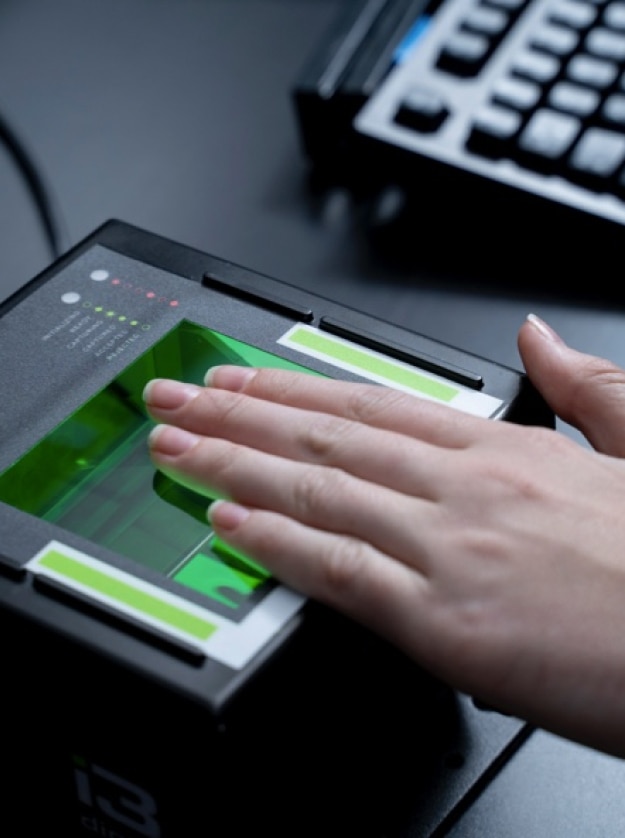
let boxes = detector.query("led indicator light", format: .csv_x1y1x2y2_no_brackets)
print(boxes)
61,292,81,304
90,270,109,282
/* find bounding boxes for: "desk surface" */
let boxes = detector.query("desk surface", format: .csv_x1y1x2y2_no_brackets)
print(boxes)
0,1,624,834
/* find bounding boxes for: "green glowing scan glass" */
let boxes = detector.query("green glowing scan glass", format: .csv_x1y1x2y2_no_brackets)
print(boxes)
0,321,317,620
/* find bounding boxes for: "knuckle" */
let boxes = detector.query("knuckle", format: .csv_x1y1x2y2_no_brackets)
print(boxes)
320,537,369,596
243,367,300,400
299,414,352,460
344,384,408,425
203,389,250,427
292,465,346,516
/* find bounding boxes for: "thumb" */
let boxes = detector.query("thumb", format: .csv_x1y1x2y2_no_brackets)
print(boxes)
518,313,625,457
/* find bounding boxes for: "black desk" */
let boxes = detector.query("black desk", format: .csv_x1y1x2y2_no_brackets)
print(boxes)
1,1,624,834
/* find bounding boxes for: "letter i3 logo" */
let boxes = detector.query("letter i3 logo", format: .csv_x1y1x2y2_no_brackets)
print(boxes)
72,754,161,837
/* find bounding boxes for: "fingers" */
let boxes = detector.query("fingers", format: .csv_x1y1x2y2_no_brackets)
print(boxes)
143,378,455,498
518,314,625,456
205,365,488,448
147,423,438,568
206,501,426,649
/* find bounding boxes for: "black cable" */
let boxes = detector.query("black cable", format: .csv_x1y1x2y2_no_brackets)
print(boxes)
0,110,70,261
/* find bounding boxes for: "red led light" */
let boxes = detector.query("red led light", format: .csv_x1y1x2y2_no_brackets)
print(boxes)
97,276,181,307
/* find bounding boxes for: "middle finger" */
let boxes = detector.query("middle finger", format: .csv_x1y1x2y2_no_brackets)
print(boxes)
144,379,450,500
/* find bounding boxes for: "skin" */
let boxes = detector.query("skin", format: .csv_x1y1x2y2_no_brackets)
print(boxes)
143,314,625,758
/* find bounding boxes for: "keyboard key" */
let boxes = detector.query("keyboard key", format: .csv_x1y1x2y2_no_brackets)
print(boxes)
567,53,618,86
467,105,522,157
394,87,450,133
437,31,491,76
518,109,581,159
463,5,509,35
530,23,580,55
602,92,625,125
512,49,561,82
569,127,625,181
549,0,598,29
603,2,625,30
549,81,600,114
585,27,625,60
493,76,542,109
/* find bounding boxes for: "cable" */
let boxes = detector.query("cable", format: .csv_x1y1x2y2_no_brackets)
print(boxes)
0,110,70,261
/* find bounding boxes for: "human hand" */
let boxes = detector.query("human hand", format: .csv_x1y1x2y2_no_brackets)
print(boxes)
143,314,625,757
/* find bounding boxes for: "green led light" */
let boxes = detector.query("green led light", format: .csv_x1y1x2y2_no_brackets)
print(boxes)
288,327,458,402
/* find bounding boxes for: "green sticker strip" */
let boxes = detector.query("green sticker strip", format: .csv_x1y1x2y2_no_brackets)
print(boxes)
38,549,217,640
288,327,458,402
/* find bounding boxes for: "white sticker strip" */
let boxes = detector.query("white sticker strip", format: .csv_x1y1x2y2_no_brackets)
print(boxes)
278,324,504,418
27,540,305,670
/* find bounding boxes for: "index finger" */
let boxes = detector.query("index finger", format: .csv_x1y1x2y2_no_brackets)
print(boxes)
206,365,497,448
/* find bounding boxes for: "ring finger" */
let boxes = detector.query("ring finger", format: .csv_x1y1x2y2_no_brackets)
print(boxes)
148,424,439,571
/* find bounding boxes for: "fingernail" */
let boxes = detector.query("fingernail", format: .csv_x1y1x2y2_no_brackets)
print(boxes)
208,499,250,529
143,379,202,410
526,313,563,343
204,365,257,390
148,424,200,456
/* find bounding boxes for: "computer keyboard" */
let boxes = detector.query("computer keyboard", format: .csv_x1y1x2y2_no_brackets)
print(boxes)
354,0,625,231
